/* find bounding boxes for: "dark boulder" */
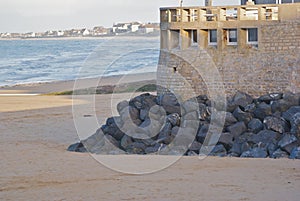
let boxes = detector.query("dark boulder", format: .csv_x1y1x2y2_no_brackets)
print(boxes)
117,100,129,115
188,141,202,153
240,147,268,158
224,112,238,127
263,116,289,134
230,142,242,156
244,103,256,113
236,132,255,144
233,106,253,124
139,108,149,121
198,103,209,121
232,91,254,109
135,138,156,147
258,93,283,104
282,92,300,107
167,113,181,126
172,128,197,147
196,124,209,143
187,151,198,156
120,135,133,150
171,126,180,136
226,99,238,113
145,144,161,154
249,130,280,146
148,105,166,121
157,122,173,144
129,106,140,125
182,120,200,130
67,142,87,152
85,139,106,154
271,99,293,113
182,100,199,115
278,133,299,154
102,125,124,141
290,113,300,138
157,93,181,115
254,102,272,120
267,142,279,156
136,94,158,120
226,121,247,139
278,134,298,148
270,149,289,159
248,118,264,134
194,95,209,106
241,142,252,154
141,93,157,108
282,106,300,123
183,111,198,121
80,129,106,152
209,144,227,157
218,132,234,150
129,93,157,110
126,142,147,154
104,134,120,148
119,106,141,126
289,147,300,159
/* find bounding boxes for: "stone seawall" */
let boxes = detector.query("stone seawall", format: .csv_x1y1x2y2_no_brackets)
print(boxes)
157,20,300,99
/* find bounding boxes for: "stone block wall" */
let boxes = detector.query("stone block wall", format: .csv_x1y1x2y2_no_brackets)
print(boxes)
157,19,300,98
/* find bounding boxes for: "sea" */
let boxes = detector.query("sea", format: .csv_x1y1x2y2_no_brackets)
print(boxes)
0,36,160,87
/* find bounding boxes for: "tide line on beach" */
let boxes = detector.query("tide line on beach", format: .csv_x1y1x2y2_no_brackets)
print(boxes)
0,93,40,96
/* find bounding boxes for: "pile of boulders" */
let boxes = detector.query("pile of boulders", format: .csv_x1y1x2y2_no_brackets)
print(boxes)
68,91,300,159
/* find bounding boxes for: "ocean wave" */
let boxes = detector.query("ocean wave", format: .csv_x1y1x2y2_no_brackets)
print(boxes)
0,37,159,86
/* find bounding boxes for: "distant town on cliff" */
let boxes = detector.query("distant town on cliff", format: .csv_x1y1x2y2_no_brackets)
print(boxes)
0,22,160,39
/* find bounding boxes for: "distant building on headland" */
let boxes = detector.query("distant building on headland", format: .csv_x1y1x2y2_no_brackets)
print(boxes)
112,22,159,35
158,0,300,98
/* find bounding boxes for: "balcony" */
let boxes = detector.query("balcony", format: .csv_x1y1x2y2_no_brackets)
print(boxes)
160,3,297,23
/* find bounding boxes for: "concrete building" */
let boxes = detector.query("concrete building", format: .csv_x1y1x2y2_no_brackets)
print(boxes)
241,0,300,4
158,0,300,98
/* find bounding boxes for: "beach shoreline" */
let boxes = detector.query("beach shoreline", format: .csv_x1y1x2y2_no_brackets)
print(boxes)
0,72,157,94
0,34,160,41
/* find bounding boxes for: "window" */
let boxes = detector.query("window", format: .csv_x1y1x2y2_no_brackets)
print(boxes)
208,29,217,45
192,30,198,44
227,29,237,45
247,28,258,44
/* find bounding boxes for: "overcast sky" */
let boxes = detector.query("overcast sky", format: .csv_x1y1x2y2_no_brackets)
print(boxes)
0,0,240,33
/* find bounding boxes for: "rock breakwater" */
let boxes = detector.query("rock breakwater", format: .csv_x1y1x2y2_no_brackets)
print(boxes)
68,91,300,159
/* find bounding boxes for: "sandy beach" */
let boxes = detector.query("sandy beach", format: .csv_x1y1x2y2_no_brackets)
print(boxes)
1,73,300,201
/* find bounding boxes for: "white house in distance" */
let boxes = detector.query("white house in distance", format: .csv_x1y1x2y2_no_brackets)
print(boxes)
139,23,160,34
130,22,142,32
57,31,64,37
112,23,131,33
82,29,90,36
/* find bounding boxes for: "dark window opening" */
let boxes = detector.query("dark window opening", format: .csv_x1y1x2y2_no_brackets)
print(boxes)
227,29,238,45
209,29,217,45
247,28,258,44
192,30,198,43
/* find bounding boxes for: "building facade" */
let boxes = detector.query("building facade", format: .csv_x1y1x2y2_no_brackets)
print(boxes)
241,0,300,4
158,2,300,98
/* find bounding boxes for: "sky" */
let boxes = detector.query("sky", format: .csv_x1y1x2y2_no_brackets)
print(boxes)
0,0,240,33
